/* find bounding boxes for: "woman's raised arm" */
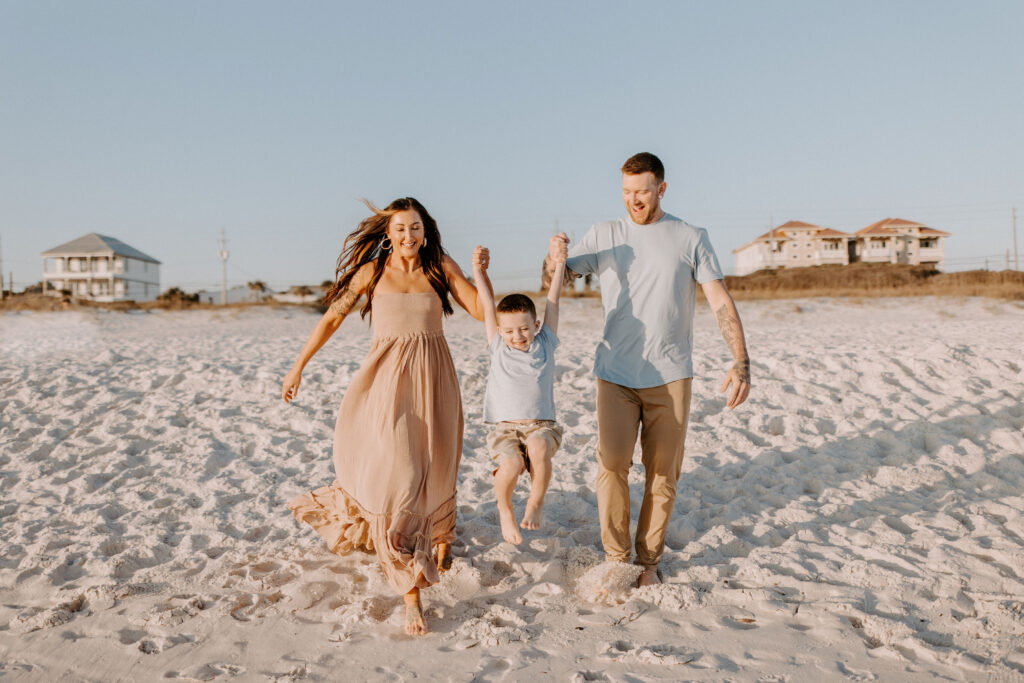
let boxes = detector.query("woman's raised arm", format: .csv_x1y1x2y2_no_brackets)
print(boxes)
282,264,371,403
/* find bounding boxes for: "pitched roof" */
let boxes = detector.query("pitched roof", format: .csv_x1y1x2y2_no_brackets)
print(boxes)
734,221,850,252
749,221,849,241
41,233,161,264
776,220,822,230
854,217,949,237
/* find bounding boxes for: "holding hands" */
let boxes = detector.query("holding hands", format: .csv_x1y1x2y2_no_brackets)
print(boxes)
473,245,490,272
549,233,569,264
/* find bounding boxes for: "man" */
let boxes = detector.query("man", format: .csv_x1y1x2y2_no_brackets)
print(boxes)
546,152,750,587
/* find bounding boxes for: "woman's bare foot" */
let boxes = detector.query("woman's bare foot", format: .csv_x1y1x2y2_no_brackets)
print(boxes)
498,506,523,544
403,589,427,636
637,567,662,587
435,542,452,573
519,498,544,530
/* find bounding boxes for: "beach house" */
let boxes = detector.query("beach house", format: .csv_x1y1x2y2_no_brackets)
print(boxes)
41,233,161,302
848,218,950,268
733,217,950,275
732,220,851,276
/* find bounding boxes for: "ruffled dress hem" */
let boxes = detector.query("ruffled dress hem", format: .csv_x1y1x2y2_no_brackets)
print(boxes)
288,481,456,593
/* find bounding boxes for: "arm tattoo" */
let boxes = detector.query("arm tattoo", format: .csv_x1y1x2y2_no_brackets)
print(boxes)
714,303,750,383
328,285,359,316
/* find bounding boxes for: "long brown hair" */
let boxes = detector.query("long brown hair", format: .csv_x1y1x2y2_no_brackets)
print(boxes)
323,197,454,318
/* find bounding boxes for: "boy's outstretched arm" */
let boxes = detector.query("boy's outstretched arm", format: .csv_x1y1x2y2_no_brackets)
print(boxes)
472,245,497,344
543,234,567,334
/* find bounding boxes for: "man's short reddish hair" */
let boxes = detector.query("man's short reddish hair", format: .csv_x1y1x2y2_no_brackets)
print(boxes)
621,152,665,182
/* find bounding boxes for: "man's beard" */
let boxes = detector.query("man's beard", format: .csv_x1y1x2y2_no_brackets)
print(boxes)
631,200,660,225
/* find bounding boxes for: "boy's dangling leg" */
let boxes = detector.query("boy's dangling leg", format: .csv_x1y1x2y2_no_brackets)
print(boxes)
521,434,555,530
494,457,524,545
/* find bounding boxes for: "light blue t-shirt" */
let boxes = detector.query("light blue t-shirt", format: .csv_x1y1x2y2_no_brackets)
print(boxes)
565,213,723,389
483,323,559,423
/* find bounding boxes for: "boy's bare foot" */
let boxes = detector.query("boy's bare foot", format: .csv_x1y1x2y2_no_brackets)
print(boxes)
520,498,544,530
403,589,428,636
637,567,662,587
498,507,523,544
434,542,452,573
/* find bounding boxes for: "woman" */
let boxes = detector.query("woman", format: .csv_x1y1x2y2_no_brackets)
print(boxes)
282,197,489,635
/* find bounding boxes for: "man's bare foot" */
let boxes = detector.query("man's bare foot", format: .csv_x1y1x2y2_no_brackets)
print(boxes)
434,542,452,574
403,589,427,636
637,567,662,587
520,498,544,530
498,507,523,544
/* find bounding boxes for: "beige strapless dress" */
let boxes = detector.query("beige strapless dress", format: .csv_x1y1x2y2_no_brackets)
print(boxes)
288,292,462,594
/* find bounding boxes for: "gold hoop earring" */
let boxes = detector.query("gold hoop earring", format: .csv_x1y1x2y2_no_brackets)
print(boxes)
421,236,428,248
380,236,392,252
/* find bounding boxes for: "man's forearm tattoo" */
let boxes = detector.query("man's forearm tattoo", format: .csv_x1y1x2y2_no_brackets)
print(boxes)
329,285,359,316
733,357,751,383
714,303,750,382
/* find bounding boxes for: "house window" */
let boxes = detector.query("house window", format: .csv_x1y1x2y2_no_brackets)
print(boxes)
920,238,937,248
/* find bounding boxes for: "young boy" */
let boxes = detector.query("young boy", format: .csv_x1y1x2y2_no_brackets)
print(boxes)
472,238,565,545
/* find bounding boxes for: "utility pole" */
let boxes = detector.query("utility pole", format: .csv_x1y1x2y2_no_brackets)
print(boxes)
1013,207,1019,271
219,229,229,306
769,213,775,269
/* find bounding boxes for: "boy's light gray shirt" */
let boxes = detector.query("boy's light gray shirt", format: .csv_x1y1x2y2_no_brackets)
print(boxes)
565,213,723,389
483,324,559,423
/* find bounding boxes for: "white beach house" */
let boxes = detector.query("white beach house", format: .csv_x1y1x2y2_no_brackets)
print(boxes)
732,220,851,276
42,233,161,302
733,217,950,276
849,218,950,268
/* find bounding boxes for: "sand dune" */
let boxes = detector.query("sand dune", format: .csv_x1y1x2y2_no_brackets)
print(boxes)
1,297,1023,681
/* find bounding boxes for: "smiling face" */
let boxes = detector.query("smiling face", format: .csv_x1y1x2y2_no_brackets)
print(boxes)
622,172,667,225
386,209,426,257
496,311,540,351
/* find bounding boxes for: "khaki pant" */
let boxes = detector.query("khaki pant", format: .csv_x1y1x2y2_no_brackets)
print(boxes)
596,377,692,567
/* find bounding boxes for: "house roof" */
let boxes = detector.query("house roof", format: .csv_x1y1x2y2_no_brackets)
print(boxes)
735,221,850,251
41,233,161,264
854,217,950,237
775,220,821,230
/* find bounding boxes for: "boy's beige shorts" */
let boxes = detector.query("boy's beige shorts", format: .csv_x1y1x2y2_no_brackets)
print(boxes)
486,420,564,474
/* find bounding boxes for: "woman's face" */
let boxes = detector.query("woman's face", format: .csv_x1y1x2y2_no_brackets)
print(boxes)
386,209,426,258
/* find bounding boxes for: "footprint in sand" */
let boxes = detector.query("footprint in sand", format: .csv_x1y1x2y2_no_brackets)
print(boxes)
473,656,511,681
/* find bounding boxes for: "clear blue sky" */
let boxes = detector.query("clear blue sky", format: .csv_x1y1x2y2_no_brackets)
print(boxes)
2,1,1022,293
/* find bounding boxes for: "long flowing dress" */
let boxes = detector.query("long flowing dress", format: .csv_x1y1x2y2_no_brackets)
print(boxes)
288,291,462,594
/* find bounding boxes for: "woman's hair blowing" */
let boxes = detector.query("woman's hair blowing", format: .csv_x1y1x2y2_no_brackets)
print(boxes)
323,197,454,318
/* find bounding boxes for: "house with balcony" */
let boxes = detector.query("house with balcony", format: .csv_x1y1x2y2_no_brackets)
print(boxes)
732,220,851,276
849,218,950,269
41,233,161,302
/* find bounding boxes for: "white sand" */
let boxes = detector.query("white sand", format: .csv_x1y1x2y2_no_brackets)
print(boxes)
1,297,1023,681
